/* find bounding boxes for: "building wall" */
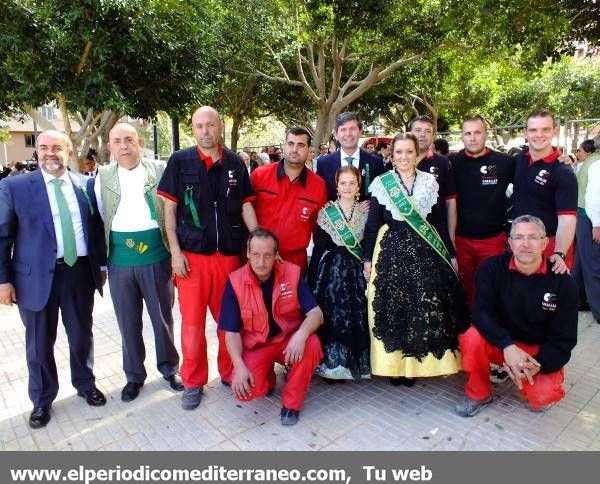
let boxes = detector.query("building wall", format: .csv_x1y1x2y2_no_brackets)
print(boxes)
1,133,36,165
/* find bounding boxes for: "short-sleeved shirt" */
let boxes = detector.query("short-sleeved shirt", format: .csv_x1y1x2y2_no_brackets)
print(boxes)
512,148,577,237
449,148,515,239
251,162,327,256
218,272,318,336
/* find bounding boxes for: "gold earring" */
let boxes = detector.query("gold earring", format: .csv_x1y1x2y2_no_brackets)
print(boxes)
355,192,360,201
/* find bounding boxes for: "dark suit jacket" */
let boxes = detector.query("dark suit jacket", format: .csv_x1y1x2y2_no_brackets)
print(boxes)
316,149,385,201
0,170,106,311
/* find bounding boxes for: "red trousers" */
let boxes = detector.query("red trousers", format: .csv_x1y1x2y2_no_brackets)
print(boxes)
459,326,565,410
456,233,507,308
177,251,240,387
543,236,574,270
236,333,323,411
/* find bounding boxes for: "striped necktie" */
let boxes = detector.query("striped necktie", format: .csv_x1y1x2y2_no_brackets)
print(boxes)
50,178,77,266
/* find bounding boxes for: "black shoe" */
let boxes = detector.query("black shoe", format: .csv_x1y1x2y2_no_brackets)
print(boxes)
280,406,300,426
266,387,276,397
29,405,51,429
221,379,231,387
389,377,415,387
121,382,143,402
77,386,107,406
164,374,184,392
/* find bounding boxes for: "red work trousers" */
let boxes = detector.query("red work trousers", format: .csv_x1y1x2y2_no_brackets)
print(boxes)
236,333,323,411
177,251,240,387
543,237,574,270
459,326,565,410
456,233,507,308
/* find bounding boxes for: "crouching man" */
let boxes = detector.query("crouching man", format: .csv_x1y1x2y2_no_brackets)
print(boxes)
455,215,578,417
218,227,324,425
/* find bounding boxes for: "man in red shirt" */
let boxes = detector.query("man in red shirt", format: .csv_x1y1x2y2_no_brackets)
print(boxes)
251,127,327,274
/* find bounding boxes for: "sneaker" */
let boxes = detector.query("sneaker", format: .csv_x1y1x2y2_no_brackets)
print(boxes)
528,402,555,413
490,367,510,384
389,377,415,387
181,387,203,410
280,406,300,426
455,395,492,417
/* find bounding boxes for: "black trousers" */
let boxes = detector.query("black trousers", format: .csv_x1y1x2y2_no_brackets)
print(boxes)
19,257,96,407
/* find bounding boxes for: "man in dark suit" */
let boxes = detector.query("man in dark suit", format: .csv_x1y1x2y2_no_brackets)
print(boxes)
0,130,107,429
316,112,384,201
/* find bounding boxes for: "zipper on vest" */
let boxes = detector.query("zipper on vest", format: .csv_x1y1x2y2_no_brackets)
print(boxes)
214,201,219,250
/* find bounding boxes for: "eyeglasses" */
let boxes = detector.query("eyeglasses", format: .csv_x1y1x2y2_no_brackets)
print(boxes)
510,235,546,242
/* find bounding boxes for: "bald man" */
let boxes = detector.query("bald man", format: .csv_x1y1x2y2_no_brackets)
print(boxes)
0,130,107,428
90,123,182,403
158,106,258,410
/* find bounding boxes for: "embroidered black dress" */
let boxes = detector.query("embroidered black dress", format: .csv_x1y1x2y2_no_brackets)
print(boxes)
307,204,371,379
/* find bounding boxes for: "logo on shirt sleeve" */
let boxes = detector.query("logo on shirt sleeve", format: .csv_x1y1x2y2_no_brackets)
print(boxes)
535,169,550,186
429,166,439,178
480,164,498,185
542,292,558,311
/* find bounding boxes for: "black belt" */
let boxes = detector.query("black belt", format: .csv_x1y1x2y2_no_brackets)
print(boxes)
56,256,87,265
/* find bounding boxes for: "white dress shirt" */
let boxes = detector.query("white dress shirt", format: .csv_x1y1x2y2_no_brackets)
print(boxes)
94,161,159,232
585,161,600,227
42,170,87,258
340,148,361,169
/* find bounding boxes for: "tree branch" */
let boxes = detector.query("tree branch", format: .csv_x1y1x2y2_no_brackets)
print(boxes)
22,104,56,131
75,41,92,75
296,46,319,102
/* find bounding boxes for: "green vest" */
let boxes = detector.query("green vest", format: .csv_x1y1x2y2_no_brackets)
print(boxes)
98,158,169,257
577,152,600,209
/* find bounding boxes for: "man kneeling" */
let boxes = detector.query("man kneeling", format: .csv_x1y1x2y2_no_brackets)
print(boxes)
456,215,578,417
219,227,324,425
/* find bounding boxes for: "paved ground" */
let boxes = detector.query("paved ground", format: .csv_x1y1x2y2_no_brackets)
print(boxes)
1,288,600,451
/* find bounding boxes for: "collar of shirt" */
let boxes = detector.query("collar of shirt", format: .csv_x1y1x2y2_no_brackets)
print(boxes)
526,147,560,167
508,255,548,275
464,147,491,159
42,169,73,187
196,145,223,171
340,148,361,166
276,160,308,186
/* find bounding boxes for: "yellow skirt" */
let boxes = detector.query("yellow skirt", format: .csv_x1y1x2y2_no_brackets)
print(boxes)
367,225,462,378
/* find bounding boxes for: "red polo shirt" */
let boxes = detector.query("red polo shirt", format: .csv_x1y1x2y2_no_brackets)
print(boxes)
251,162,327,260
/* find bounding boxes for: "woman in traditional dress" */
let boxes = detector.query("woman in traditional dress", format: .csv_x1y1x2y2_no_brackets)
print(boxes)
307,165,370,381
363,133,467,386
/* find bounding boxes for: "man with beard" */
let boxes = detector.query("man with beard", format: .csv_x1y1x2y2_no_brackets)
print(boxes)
0,130,107,428
250,127,327,275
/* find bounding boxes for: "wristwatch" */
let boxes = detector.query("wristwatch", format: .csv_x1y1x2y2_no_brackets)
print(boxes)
552,251,566,260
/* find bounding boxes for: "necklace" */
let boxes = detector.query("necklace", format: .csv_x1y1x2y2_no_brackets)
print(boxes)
397,170,417,196
337,200,357,226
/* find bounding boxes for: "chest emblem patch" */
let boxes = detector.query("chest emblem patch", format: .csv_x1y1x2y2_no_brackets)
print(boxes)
535,169,550,186
542,292,558,311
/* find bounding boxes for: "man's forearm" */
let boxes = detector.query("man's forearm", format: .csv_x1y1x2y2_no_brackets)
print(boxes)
446,198,457,246
163,199,182,253
296,307,324,339
242,202,258,231
225,331,245,367
554,214,576,253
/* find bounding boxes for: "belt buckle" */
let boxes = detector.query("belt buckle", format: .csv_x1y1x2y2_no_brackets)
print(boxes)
56,257,65,265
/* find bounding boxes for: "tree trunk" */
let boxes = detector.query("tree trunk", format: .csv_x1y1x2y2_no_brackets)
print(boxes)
314,104,339,147
230,113,242,152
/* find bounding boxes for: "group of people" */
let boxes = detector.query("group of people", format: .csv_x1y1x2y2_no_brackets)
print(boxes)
0,105,592,431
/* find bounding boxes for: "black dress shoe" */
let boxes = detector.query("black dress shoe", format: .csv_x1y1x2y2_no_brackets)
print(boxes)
164,374,184,392
77,386,107,406
29,406,51,429
121,382,143,402
280,406,300,426
389,377,416,387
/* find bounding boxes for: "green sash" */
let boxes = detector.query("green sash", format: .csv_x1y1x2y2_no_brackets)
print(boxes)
324,204,362,261
379,171,454,272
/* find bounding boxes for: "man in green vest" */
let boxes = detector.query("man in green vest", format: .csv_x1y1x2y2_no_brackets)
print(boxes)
573,135,600,324
90,123,183,402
